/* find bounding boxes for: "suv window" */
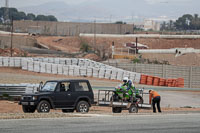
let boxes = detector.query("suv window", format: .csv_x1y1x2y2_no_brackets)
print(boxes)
74,82,89,92
41,82,57,92
60,82,71,92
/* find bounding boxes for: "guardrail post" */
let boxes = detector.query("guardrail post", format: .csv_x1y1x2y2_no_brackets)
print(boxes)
135,63,137,72
162,64,165,78
189,66,192,88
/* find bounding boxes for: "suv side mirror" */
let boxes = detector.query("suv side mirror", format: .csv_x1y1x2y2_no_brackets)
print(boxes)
38,81,43,91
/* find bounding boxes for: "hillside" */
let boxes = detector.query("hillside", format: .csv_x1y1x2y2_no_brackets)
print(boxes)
35,36,200,66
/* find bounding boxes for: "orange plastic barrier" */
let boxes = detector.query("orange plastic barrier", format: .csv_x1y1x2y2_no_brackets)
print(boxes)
166,79,172,87
153,77,160,86
172,79,177,87
140,74,147,84
177,78,184,87
139,74,184,88
159,78,166,86
146,76,153,85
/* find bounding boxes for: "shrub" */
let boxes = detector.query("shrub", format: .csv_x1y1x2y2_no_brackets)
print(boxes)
80,42,91,53
132,58,140,63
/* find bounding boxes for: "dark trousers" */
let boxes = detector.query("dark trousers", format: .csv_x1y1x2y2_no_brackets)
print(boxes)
152,96,161,113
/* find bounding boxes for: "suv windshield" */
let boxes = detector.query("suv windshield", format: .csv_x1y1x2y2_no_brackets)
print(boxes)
41,82,57,92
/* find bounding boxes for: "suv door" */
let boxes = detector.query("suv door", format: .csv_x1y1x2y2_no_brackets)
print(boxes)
53,82,74,108
73,81,92,101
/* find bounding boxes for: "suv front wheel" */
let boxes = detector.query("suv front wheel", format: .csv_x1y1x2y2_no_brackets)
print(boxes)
37,100,51,113
76,101,89,113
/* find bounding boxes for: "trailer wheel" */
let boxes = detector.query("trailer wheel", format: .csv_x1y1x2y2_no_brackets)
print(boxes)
112,107,122,113
129,104,138,113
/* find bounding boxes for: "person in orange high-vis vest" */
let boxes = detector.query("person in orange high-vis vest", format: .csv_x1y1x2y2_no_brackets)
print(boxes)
149,90,161,113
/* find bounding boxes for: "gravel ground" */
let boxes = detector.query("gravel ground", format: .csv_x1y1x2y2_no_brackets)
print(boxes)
0,112,84,119
0,67,200,119
0,100,200,119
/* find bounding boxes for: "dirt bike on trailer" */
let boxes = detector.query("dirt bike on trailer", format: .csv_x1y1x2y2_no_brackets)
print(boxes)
97,86,148,113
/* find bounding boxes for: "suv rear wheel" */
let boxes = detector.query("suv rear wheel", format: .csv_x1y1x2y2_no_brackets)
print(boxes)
22,105,36,113
76,101,89,113
37,100,50,113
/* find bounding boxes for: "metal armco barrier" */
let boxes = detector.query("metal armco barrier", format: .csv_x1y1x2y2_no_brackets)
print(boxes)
0,85,27,97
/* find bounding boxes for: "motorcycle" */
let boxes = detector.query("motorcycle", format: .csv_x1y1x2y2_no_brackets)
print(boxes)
111,84,136,102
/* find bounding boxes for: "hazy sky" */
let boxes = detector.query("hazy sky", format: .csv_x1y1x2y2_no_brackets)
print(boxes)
0,0,196,7
0,0,91,7
0,0,199,21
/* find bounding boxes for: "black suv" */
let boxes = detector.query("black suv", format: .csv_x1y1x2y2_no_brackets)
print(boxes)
19,79,94,113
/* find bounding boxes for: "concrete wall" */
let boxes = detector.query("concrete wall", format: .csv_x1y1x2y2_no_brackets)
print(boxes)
13,20,134,36
0,35,36,49
105,62,200,88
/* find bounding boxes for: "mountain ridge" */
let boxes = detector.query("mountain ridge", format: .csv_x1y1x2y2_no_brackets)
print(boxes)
18,0,200,22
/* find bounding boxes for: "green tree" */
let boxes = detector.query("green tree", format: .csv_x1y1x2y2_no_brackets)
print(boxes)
0,9,3,17
47,15,57,21
169,20,174,30
0,10,3,23
18,12,26,20
34,15,48,21
191,14,200,30
0,7,58,22
115,21,126,24
26,13,36,20
160,20,175,31
160,21,167,31
34,15,57,21
174,14,193,30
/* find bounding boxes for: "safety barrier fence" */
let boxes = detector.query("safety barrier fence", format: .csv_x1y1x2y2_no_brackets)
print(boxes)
0,84,39,97
140,75,184,88
0,57,141,84
103,62,200,88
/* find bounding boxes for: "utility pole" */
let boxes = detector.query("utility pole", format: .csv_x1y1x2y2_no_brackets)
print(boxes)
5,0,8,7
5,0,9,23
136,37,138,54
112,42,115,59
10,16,13,57
93,19,96,50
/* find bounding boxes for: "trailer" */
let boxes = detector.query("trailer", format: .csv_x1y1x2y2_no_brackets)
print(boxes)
97,89,151,113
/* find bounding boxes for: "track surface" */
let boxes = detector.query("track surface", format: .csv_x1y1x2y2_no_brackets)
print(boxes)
0,113,200,133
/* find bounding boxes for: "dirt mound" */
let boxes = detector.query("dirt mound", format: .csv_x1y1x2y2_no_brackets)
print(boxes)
0,48,28,57
36,36,81,53
83,53,101,61
142,53,200,66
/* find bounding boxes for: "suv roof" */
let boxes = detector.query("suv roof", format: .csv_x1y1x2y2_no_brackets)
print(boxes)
46,79,89,82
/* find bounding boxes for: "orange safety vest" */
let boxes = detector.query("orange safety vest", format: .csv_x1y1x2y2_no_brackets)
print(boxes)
149,90,160,104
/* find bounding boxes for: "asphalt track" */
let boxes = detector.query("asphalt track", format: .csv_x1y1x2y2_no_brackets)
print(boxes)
0,113,200,133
